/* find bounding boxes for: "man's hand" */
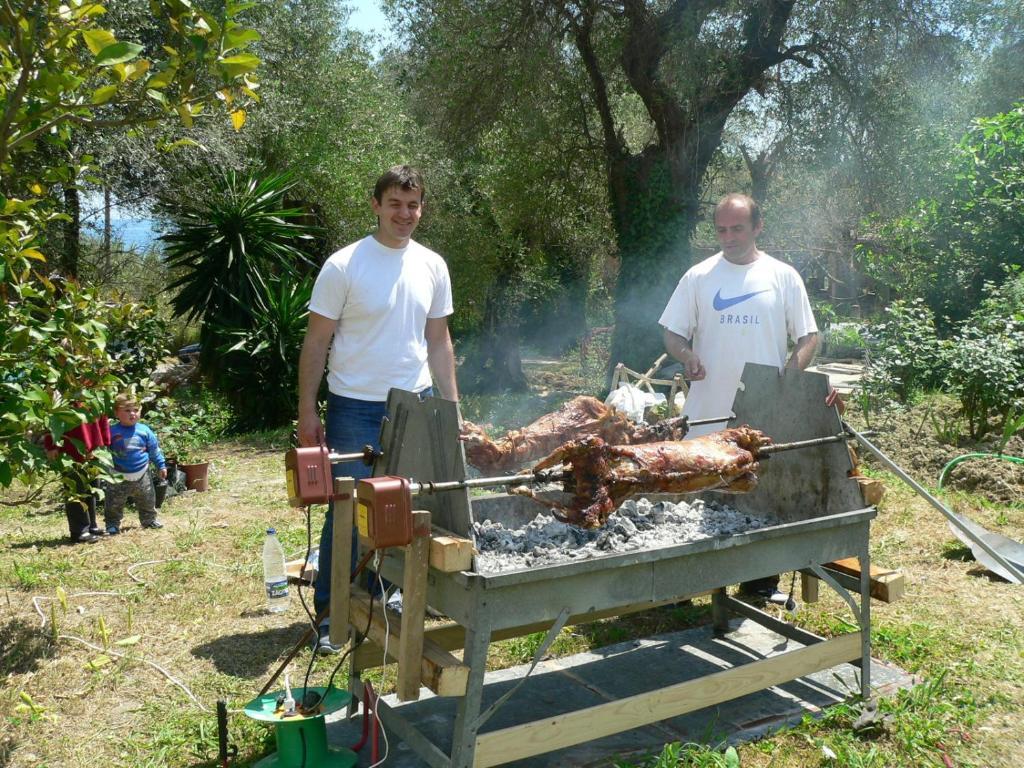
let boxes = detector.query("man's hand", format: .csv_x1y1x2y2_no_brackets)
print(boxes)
159,467,168,480
825,387,846,415
683,353,706,381
663,328,706,381
297,409,326,447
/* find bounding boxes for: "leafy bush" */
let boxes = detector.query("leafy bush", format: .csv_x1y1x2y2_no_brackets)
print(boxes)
210,276,312,429
858,105,1024,325
944,272,1024,439
103,301,170,385
863,299,946,403
157,168,319,373
145,388,236,463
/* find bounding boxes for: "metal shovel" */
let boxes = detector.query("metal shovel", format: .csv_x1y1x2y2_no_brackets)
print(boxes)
843,422,1024,584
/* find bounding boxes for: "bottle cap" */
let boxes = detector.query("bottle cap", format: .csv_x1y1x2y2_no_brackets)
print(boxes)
267,528,276,535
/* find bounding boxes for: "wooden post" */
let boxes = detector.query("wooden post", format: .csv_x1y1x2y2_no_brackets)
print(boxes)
329,478,354,647
397,510,431,702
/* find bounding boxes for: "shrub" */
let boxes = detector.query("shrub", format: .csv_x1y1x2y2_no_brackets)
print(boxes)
945,272,1024,439
863,299,945,403
210,276,312,429
145,388,235,463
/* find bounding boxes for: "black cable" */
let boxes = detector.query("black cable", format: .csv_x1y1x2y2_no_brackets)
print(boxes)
299,587,376,715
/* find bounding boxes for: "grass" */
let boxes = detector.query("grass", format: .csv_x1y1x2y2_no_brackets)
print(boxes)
2,375,1024,767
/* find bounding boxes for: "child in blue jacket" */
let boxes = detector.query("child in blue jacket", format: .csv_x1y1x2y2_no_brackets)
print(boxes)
104,393,167,534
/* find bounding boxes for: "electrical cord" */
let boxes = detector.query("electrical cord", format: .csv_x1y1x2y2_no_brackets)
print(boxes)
368,551,390,768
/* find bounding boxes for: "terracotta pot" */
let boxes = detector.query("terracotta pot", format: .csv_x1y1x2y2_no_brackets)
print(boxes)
180,461,210,492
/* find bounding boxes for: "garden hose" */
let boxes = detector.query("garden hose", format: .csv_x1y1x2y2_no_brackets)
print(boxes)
937,452,1024,489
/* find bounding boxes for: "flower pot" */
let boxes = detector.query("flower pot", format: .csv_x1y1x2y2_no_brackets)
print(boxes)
180,461,210,492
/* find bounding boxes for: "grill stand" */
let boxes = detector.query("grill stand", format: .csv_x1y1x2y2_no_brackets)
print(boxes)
341,365,875,767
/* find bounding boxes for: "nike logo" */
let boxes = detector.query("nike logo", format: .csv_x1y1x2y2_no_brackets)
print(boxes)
712,288,770,311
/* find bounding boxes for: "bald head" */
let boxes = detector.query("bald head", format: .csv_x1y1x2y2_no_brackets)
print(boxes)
714,193,761,229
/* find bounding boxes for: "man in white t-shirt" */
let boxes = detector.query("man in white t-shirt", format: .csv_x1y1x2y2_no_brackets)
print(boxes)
659,193,819,601
297,165,458,651
660,194,819,437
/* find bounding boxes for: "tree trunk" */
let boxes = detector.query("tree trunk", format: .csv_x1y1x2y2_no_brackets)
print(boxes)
606,149,699,381
102,185,112,275
61,185,81,279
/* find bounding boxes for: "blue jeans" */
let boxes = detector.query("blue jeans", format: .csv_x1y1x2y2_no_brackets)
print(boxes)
313,393,386,616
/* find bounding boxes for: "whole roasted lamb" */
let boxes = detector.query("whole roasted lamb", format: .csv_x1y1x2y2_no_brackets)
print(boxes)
513,426,771,528
461,395,690,473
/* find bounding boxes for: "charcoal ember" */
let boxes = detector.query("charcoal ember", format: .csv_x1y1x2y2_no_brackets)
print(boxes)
613,517,637,539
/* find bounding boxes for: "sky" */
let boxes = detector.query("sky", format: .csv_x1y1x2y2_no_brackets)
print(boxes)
346,0,390,41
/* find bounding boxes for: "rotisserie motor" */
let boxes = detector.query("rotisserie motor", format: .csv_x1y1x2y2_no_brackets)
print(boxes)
461,396,690,473
513,426,771,529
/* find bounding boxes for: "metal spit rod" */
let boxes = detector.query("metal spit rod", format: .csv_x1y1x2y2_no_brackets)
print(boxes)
409,431,860,496
324,415,736,468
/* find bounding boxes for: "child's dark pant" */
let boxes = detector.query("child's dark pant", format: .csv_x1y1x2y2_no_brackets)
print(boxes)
104,473,158,527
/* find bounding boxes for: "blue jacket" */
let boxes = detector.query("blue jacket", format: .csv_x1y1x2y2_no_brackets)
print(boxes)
109,423,165,475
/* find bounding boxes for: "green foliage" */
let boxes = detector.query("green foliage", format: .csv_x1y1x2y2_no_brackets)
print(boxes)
615,742,740,768
0,277,121,487
859,105,1024,324
158,169,317,333
944,273,1024,439
145,387,235,463
0,1,261,490
103,301,170,385
862,300,946,403
210,276,313,429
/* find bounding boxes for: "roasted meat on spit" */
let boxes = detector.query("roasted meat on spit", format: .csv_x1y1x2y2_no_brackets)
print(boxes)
512,426,771,529
461,395,690,472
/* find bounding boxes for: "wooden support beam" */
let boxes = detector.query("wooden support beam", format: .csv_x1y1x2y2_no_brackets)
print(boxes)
355,593,710,659
397,510,430,702
349,588,469,698
329,478,354,647
472,633,861,767
802,559,904,604
429,526,475,573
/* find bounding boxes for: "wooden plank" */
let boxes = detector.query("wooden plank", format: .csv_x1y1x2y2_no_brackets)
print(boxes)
825,557,904,603
472,633,861,767
329,478,354,646
411,593,713,654
397,510,430,702
429,525,475,573
285,558,314,585
801,572,820,603
349,588,469,697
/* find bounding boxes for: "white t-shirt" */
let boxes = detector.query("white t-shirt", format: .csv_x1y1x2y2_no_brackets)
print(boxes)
659,252,817,437
309,236,454,401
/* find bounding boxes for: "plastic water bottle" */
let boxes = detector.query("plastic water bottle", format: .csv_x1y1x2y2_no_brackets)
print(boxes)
262,528,289,613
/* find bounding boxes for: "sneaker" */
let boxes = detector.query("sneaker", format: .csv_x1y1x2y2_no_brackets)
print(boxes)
105,525,120,536
313,621,342,655
385,591,403,615
88,527,106,536
72,532,99,544
142,520,164,529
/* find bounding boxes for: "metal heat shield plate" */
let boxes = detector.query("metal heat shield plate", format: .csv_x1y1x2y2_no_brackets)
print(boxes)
377,388,473,538
727,363,863,523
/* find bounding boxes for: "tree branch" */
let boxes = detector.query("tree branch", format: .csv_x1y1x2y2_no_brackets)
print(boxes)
570,0,625,161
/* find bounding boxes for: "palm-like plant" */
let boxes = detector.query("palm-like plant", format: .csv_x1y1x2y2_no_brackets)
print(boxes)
210,276,314,428
158,169,319,364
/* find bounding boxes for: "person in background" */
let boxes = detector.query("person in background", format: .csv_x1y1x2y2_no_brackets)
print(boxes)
45,414,112,544
104,392,167,534
660,193,820,600
297,164,458,654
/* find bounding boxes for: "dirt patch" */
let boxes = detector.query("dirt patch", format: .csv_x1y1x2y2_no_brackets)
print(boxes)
852,399,1024,505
